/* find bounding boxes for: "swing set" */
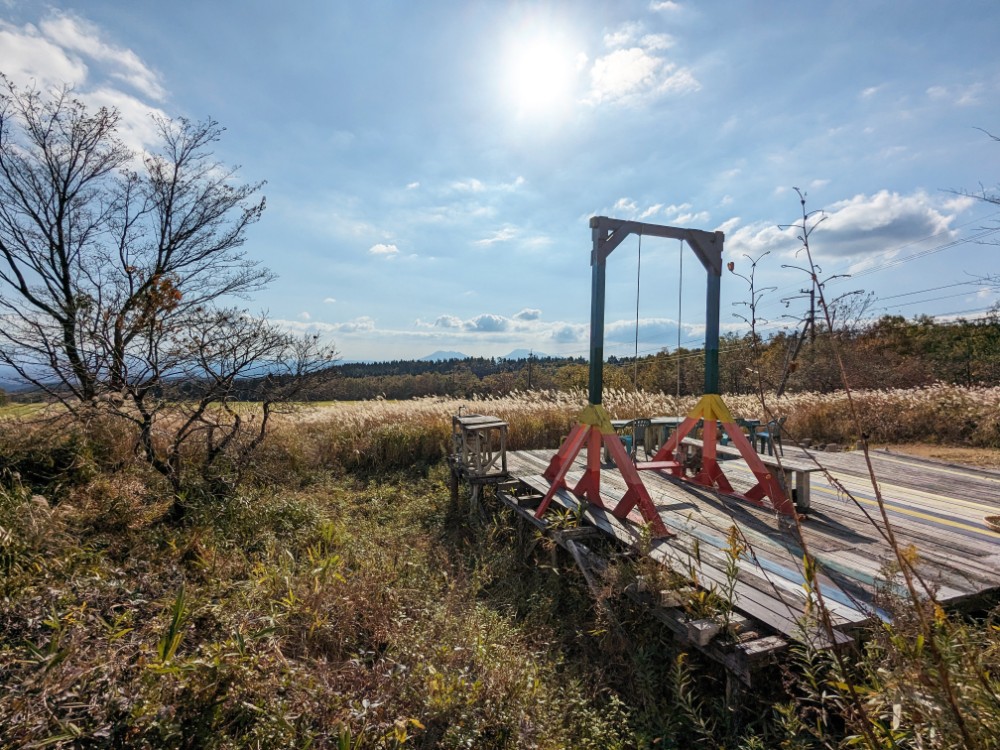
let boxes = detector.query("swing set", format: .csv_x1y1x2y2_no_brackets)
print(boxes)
535,216,797,538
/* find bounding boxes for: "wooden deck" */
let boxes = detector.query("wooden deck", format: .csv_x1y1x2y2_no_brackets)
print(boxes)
503,446,1000,647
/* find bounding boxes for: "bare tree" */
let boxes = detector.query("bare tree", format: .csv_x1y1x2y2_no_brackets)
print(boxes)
0,77,334,509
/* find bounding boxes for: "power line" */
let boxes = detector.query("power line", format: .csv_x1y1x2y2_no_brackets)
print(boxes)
879,279,985,301
881,289,995,311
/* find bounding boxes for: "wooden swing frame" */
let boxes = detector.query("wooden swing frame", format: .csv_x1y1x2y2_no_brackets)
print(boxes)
534,216,796,536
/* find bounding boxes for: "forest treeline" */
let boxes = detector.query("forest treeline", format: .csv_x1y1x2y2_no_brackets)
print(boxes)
300,312,1000,401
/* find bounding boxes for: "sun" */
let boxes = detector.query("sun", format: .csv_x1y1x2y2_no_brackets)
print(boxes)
502,30,581,120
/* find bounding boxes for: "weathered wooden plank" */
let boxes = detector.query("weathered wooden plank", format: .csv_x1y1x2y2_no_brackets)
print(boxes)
504,444,1000,640
519,473,857,645
512,451,881,621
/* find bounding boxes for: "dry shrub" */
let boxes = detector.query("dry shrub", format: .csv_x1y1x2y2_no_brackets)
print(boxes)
63,474,165,534
779,384,1000,447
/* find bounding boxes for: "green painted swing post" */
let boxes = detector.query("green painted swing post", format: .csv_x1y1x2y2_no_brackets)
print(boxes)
586,216,724,405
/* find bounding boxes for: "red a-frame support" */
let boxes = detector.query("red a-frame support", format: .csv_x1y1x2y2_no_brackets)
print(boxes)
639,394,797,517
534,405,673,537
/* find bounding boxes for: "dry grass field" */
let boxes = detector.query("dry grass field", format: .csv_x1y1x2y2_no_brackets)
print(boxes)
2,385,1000,748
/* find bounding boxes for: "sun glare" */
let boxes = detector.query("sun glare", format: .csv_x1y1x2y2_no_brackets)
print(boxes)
503,31,580,120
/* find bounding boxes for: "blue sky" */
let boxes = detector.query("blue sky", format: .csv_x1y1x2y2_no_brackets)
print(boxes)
2,0,999,361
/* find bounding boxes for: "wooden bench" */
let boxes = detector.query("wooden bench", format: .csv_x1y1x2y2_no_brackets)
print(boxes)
680,438,820,511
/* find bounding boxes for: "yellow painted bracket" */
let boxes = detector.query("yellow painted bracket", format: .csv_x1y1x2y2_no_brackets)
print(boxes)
686,393,734,423
576,403,616,435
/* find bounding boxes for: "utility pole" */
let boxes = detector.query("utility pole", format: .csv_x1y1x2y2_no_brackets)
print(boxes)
527,350,533,390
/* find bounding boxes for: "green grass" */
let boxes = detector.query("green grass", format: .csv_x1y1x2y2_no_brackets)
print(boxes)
0,402,48,419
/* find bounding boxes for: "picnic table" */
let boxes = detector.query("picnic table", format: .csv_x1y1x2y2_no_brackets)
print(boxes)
611,416,762,454
610,416,685,457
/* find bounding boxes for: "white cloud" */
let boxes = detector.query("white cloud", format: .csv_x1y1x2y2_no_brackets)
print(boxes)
822,190,953,247
552,323,586,343
860,85,883,99
673,210,710,225
369,243,399,255
716,216,741,233
334,316,376,333
468,313,509,332
640,33,674,51
39,12,165,100
724,190,967,264
723,221,796,259
606,316,693,344
272,316,377,336
0,19,88,90
283,308,700,359
475,227,517,246
433,314,463,329
587,48,659,104
926,82,984,107
942,195,975,213
299,311,311,320
324,297,337,304
584,23,699,108
650,1,682,10
614,197,639,214
450,178,485,193
82,85,168,152
0,13,167,152
604,22,643,49
406,181,420,190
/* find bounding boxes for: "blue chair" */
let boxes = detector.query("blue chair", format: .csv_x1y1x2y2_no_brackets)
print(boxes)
756,417,787,456
629,418,652,461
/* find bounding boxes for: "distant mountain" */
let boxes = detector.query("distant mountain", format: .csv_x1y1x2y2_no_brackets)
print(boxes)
419,350,470,362
501,349,547,360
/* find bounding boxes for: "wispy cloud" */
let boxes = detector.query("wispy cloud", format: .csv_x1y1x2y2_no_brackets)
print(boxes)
614,197,639,214
0,18,88,89
0,12,167,151
450,178,485,193
475,227,517,246
39,12,165,100
369,243,400,256
926,82,985,107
